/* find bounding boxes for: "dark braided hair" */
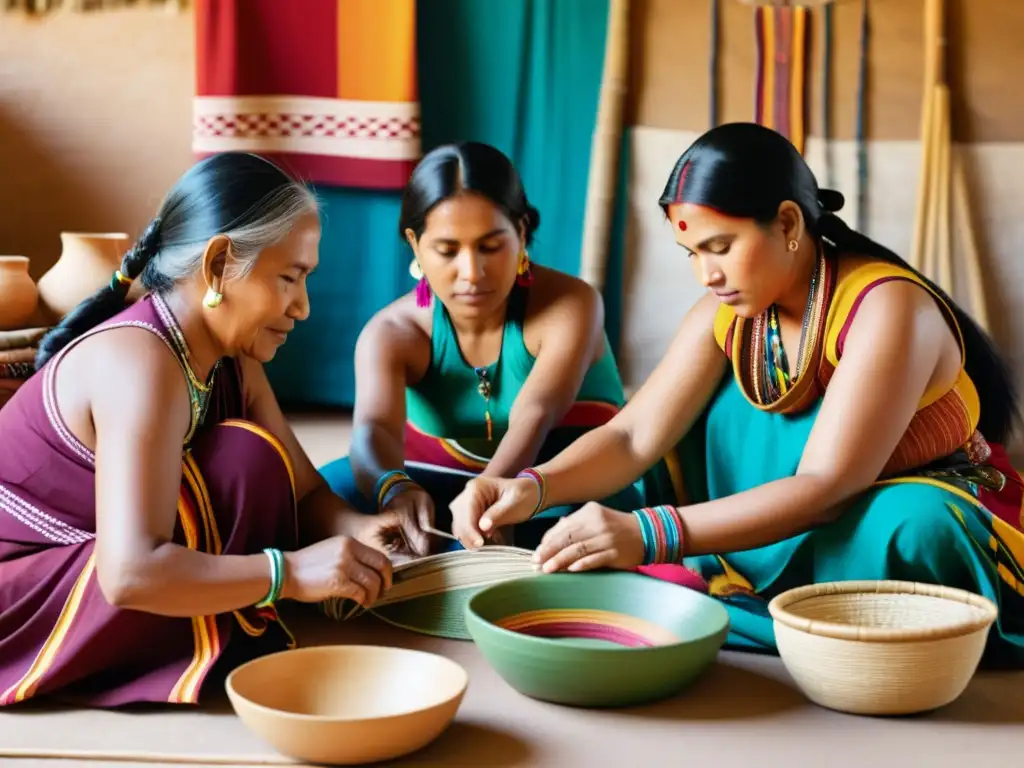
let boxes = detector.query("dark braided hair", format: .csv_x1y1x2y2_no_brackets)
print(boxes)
659,122,1019,444
110,217,163,298
36,152,317,369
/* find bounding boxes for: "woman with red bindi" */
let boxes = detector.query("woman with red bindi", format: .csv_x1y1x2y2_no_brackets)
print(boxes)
450,122,1024,663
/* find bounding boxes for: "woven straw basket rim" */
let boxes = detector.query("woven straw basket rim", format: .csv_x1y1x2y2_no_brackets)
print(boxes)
767,580,998,643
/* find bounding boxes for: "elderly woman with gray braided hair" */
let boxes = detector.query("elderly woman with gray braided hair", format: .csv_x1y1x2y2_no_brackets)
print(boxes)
0,152,405,707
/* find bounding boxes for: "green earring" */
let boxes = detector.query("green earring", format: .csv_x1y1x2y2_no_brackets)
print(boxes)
203,287,223,308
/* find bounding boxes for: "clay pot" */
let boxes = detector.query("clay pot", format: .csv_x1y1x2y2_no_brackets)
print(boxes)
0,256,40,331
36,232,130,322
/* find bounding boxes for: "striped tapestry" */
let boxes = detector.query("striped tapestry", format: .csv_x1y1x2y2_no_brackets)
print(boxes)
192,0,420,190
754,4,809,156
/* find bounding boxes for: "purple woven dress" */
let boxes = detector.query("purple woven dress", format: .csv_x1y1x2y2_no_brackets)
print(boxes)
0,294,298,707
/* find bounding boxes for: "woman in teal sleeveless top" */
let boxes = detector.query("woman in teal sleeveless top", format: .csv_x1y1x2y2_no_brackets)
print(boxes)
320,142,676,555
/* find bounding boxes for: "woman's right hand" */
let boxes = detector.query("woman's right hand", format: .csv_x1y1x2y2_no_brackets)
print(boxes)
281,535,394,607
450,476,541,549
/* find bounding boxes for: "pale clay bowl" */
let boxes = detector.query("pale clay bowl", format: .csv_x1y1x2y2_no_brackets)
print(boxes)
225,645,468,765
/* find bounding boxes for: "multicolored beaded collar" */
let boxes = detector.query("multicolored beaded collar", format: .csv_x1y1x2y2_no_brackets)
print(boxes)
734,248,835,414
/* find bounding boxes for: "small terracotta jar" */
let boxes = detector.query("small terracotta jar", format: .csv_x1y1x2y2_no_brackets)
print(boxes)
0,256,40,331
36,232,131,322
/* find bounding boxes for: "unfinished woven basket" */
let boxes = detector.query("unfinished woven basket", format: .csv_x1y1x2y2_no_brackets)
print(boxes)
768,580,997,716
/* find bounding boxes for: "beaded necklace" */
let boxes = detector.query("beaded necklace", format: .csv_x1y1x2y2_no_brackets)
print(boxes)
153,293,220,442
749,249,826,406
473,365,496,442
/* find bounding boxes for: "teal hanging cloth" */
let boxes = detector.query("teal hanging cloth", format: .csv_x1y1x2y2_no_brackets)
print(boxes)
417,0,611,278
753,3,810,155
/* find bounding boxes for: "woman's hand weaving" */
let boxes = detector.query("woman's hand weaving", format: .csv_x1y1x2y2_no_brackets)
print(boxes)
532,503,644,573
282,536,393,607
379,485,434,556
450,476,539,548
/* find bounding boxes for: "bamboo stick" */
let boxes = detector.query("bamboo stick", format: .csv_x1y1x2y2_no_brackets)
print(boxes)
951,149,990,332
578,0,630,292
909,0,944,271
923,83,950,287
921,84,943,283
935,87,953,294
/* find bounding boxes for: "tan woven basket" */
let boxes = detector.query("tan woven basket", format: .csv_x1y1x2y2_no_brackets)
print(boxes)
768,580,997,716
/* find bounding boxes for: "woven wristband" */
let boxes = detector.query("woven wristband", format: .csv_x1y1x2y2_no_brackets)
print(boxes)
516,468,547,519
255,547,284,608
380,479,419,510
374,469,413,511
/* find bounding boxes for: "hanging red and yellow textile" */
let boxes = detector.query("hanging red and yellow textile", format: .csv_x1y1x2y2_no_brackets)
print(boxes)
193,0,420,190
753,4,810,155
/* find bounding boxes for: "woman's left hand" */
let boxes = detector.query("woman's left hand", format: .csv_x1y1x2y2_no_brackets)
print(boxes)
532,503,645,573
344,503,431,559
380,486,435,556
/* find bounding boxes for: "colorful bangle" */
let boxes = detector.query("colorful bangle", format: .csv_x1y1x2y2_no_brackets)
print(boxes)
256,547,285,608
374,469,413,510
631,505,686,565
380,479,418,510
516,468,547,519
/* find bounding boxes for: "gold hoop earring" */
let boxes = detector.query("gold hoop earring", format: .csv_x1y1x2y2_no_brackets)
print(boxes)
787,239,799,252
203,287,223,308
409,259,423,280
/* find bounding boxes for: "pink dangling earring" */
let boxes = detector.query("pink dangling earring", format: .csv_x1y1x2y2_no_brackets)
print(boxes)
410,258,432,307
516,249,534,287
415,278,432,307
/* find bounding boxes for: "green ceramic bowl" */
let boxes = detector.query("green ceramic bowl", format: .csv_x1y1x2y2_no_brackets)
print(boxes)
464,571,729,708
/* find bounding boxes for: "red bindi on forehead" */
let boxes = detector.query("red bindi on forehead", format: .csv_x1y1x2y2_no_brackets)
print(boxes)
671,202,744,227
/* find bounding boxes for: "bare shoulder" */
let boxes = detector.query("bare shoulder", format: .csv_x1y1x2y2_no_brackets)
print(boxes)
520,266,604,360
75,326,188,397
58,326,191,446
840,277,958,390
682,291,725,336
354,293,432,376
529,265,602,308
525,265,604,327
850,278,946,337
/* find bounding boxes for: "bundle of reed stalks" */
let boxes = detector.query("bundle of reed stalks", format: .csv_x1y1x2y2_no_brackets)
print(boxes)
578,0,631,293
909,0,989,332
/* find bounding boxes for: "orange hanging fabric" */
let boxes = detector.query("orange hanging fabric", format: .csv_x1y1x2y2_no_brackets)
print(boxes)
754,4,809,154
192,0,421,190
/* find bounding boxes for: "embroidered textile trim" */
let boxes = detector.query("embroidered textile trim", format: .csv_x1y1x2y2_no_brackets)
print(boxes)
0,483,94,545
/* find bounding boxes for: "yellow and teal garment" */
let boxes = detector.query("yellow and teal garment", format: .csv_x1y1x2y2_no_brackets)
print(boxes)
663,255,1024,664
